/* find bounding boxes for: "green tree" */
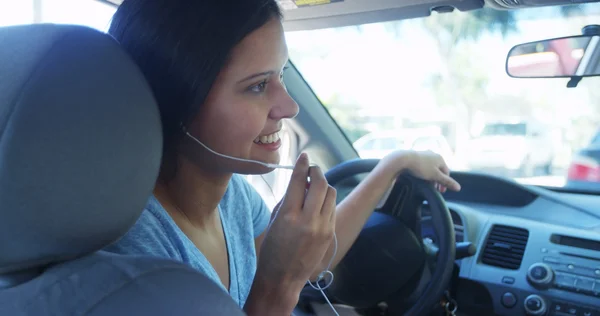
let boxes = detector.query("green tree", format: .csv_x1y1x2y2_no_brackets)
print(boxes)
422,8,518,135
321,94,369,143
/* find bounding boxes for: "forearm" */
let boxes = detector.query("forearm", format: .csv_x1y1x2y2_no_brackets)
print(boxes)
244,271,303,316
311,157,410,279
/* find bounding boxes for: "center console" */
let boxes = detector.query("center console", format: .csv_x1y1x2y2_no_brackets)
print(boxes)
465,223,600,316
524,259,600,316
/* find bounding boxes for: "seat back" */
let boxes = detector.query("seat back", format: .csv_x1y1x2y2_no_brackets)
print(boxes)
0,24,244,316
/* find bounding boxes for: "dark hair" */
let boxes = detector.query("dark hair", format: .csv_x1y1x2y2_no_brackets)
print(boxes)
109,0,282,178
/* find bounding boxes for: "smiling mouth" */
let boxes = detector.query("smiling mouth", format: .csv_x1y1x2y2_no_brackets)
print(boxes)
254,131,280,144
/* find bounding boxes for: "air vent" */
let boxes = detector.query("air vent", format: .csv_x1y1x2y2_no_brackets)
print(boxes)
481,225,529,270
454,223,465,243
493,0,521,8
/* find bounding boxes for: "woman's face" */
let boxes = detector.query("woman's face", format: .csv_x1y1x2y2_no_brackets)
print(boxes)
184,17,298,175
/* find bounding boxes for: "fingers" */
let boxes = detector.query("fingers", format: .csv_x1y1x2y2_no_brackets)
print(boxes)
434,183,445,193
283,153,310,211
439,162,450,175
323,185,337,220
437,162,451,193
436,171,461,192
303,166,328,216
434,155,459,192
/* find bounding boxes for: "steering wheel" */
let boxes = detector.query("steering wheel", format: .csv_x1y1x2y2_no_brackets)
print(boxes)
323,158,456,316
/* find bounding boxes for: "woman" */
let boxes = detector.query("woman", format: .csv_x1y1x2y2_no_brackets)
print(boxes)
104,0,462,315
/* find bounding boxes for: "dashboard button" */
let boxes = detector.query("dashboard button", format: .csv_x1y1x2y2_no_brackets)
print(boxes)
555,273,577,290
565,305,578,315
593,282,600,296
501,292,517,308
531,266,548,279
531,266,548,280
543,256,560,264
526,298,542,310
552,301,567,313
581,308,600,316
502,276,515,285
528,263,554,288
524,295,547,315
575,277,595,294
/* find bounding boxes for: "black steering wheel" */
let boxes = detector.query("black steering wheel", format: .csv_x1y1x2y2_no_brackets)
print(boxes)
323,158,456,316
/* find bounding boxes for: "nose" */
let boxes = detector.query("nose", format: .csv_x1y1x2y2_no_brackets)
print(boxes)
269,83,299,120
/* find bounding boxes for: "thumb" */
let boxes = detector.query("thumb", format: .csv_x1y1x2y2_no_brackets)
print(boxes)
282,153,310,210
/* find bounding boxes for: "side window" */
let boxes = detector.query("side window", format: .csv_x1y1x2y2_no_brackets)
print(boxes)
360,138,377,151
412,137,438,152
0,0,116,31
380,137,400,150
591,131,600,145
245,123,297,210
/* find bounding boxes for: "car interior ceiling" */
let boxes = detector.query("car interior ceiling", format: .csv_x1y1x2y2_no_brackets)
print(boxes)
2,0,600,316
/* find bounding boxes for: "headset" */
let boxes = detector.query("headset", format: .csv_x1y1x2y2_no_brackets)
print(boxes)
185,130,340,316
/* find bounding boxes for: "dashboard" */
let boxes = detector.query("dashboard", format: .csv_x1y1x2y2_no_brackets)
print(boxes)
442,172,600,316
331,172,600,315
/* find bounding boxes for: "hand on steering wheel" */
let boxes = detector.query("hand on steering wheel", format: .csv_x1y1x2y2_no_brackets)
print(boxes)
379,150,461,193
323,158,459,316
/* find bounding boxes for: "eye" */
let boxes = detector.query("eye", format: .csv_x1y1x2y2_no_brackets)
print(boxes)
249,80,268,93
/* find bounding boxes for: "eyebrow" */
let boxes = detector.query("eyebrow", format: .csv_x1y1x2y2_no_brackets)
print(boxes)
237,71,275,84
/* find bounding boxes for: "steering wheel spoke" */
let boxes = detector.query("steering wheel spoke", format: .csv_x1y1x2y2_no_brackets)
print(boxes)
323,159,456,316
423,238,440,271
379,172,426,238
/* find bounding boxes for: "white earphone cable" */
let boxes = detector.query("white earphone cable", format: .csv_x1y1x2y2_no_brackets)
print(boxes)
184,131,339,315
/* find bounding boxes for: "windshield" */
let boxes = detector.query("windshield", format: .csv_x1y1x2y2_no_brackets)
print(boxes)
286,3,600,192
481,123,527,136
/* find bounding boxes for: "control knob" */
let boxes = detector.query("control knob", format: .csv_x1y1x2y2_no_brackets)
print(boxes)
524,294,547,316
527,263,554,288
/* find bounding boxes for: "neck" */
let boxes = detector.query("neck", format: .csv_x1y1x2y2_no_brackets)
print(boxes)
154,156,232,228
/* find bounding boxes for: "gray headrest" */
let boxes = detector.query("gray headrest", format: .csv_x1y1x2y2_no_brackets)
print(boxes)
0,24,162,273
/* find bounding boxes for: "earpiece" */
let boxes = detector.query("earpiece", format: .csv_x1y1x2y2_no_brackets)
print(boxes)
185,126,340,315
185,131,298,170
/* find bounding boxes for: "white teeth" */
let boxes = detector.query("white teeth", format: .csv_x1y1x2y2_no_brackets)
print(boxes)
254,132,280,144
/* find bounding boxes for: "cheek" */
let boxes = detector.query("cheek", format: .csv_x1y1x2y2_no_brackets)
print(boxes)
199,99,266,148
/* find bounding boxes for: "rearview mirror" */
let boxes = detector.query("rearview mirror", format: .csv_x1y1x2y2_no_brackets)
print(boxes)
506,35,600,79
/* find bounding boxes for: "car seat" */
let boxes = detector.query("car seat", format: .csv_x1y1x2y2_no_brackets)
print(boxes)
0,23,244,316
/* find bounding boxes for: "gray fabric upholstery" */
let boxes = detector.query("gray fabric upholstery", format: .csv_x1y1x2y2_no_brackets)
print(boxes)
0,252,244,316
0,24,245,315
0,23,162,273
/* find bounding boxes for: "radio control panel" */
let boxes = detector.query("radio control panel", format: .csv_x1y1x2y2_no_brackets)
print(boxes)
467,224,600,316
532,255,600,298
